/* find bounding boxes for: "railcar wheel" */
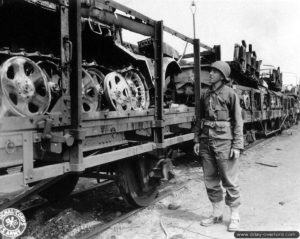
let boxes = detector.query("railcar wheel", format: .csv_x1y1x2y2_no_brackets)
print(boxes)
0,56,51,116
270,119,276,130
274,118,282,134
263,120,269,133
117,155,159,207
38,174,79,202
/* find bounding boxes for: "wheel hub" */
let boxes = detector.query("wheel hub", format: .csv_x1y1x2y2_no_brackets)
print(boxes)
15,76,35,99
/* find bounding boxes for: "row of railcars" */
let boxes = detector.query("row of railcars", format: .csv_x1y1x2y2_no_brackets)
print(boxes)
229,41,299,145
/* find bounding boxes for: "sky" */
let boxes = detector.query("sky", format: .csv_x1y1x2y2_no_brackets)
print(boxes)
116,0,300,86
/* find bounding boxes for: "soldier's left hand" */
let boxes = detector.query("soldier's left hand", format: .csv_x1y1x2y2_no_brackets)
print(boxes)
230,148,240,160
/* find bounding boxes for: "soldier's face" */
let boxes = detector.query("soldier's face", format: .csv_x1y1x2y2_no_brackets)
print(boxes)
209,69,224,84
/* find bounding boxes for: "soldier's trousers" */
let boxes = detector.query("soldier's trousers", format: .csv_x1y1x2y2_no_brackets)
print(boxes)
199,138,241,207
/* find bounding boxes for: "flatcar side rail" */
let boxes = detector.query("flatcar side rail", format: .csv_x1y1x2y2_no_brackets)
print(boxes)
0,133,194,190
81,107,195,121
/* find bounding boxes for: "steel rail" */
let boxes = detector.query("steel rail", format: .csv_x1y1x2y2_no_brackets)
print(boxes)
0,176,66,212
20,180,114,214
77,182,188,239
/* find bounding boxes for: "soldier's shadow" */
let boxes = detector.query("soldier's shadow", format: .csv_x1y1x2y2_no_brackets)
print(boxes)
159,208,231,230
159,208,206,222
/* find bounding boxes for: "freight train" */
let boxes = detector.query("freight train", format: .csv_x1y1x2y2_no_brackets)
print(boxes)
229,41,299,144
0,0,298,209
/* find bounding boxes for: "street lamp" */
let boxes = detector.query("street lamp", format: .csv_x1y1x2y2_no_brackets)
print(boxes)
190,0,196,39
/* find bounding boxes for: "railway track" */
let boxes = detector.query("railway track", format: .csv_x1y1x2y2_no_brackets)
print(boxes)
20,180,114,215
73,181,188,239
15,169,192,238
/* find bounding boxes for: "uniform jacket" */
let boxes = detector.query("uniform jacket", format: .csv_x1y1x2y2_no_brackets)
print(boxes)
194,83,244,149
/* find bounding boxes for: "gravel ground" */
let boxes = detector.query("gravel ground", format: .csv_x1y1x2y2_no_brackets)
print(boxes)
93,125,300,239
20,180,134,239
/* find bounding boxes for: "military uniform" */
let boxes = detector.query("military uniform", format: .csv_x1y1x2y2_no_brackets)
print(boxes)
194,83,244,207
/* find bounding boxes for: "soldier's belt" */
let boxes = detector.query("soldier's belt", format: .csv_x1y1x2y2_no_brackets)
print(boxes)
202,120,231,128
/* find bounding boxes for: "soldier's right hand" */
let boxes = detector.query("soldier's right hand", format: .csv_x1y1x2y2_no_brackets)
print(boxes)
194,143,200,155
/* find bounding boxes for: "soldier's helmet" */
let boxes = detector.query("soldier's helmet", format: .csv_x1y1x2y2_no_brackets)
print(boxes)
210,61,231,82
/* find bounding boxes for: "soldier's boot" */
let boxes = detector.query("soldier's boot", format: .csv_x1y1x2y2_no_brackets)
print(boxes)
228,205,240,232
200,201,223,227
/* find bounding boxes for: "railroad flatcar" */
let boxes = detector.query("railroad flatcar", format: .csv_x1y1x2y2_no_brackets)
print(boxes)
0,0,218,208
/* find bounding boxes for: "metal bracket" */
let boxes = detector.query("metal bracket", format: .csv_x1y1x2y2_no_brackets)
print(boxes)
153,120,165,128
69,129,86,141
88,17,103,35
155,142,166,149
41,118,53,140
63,37,72,65
37,119,75,153
23,132,34,185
